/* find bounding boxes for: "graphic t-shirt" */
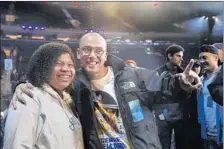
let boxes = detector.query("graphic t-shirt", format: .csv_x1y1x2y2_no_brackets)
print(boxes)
91,67,130,149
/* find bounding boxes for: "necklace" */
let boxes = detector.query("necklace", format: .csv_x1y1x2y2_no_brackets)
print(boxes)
58,94,81,131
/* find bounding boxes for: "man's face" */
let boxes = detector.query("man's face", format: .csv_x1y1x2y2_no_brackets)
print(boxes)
168,51,183,66
77,35,107,75
199,52,218,72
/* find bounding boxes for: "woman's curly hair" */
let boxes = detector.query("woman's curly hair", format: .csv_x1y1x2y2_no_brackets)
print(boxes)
27,42,75,88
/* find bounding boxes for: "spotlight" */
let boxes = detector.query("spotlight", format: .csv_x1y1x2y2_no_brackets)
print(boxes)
90,30,93,32
35,27,39,30
21,25,26,29
84,29,88,33
28,26,32,29
40,27,45,30
212,16,216,19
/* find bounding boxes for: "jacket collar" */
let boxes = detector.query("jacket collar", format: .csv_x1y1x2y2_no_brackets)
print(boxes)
76,54,125,88
42,83,71,102
165,61,183,73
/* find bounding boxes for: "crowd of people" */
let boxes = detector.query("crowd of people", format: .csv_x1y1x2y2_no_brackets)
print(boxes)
0,32,223,149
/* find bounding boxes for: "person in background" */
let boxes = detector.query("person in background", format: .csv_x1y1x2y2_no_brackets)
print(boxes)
153,45,190,149
198,44,223,149
125,59,137,67
192,59,202,76
18,71,27,82
10,49,18,70
17,55,24,75
0,50,6,77
3,42,84,149
213,43,223,66
10,68,19,93
208,43,223,106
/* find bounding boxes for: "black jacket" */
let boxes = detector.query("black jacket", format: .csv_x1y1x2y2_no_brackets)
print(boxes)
208,65,223,106
153,62,190,122
71,54,183,149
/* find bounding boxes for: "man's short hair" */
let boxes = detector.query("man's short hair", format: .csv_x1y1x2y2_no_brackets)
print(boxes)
79,33,107,50
165,44,184,60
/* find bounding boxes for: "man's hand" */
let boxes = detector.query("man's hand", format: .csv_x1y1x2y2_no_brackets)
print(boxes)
12,83,34,109
177,59,202,91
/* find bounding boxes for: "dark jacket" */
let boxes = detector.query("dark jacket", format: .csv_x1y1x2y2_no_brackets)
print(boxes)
153,62,190,122
71,54,182,149
208,65,223,106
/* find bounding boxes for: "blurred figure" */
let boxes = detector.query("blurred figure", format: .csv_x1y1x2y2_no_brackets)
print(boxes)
125,59,137,67
3,42,84,149
192,59,202,76
213,43,223,65
198,44,223,149
1,50,12,110
18,71,27,82
10,49,18,69
10,68,19,93
17,55,24,75
0,50,6,77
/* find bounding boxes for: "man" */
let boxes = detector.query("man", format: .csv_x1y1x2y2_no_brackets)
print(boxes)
152,45,191,149
11,33,201,149
198,44,223,149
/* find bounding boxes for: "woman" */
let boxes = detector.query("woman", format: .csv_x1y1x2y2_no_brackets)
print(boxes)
3,42,84,149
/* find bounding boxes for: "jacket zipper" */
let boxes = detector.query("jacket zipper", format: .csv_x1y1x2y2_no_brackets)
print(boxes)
83,87,104,149
114,73,135,149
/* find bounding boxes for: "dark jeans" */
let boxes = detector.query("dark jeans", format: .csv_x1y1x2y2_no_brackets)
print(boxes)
183,118,204,149
156,119,186,149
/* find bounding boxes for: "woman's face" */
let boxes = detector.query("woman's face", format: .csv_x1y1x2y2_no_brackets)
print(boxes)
49,53,75,91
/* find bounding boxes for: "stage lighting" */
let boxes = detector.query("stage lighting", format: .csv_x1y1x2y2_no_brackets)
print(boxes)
40,27,45,30
35,27,39,30
84,29,88,33
21,25,26,29
28,26,32,29
90,30,93,32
